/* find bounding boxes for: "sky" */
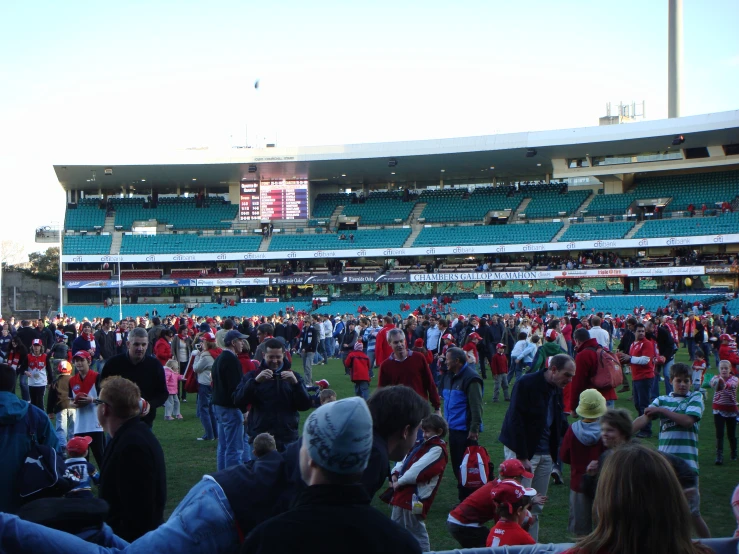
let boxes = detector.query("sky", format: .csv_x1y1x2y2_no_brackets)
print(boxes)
1,0,737,257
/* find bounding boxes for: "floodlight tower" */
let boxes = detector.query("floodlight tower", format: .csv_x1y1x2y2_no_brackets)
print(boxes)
667,0,683,118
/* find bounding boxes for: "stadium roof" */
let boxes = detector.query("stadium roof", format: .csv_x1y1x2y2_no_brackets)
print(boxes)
55,110,739,191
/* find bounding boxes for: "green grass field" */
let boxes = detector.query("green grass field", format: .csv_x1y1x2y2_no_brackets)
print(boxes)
149,347,738,550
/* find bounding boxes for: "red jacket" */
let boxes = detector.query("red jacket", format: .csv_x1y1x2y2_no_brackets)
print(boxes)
237,352,256,375
378,351,441,410
153,338,172,367
718,344,739,373
559,421,606,493
571,338,617,413
374,324,396,367
490,352,508,376
629,338,656,381
386,435,448,518
344,350,371,383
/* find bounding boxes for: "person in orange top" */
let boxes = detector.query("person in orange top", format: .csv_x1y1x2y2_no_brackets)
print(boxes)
485,481,537,547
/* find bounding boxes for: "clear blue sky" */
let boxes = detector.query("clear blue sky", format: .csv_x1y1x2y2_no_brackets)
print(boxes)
1,0,737,254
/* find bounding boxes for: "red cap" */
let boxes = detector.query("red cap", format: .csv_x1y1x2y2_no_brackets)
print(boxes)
458,315,465,321
67,436,93,456
202,332,216,342
572,311,578,316
498,459,534,479
58,360,73,374
490,481,537,515
355,341,365,351
414,338,424,348
720,334,732,342
545,329,558,341
32,339,43,346
496,343,505,349
442,334,454,341
467,333,482,341
72,350,92,362
315,379,330,389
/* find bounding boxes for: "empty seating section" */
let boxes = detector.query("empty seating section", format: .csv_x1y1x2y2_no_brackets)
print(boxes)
112,197,237,230
323,300,414,317
61,304,185,322
558,221,634,242
413,223,562,247
634,212,739,239
312,193,354,218
189,302,311,318
65,201,106,231
419,188,522,223
585,193,638,216
121,270,163,280
63,234,112,255
523,190,590,218
633,171,739,212
170,269,207,278
341,192,416,224
120,234,262,254
269,228,410,251
62,271,112,281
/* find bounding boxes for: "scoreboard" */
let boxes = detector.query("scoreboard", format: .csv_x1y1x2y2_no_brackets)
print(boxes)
239,179,309,221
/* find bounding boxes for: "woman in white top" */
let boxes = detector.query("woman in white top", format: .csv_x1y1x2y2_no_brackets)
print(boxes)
193,332,219,441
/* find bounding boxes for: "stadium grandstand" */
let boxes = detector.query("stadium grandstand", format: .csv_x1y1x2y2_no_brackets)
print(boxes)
48,109,739,317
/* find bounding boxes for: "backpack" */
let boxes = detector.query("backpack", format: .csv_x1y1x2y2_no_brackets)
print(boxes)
586,346,623,389
459,444,492,490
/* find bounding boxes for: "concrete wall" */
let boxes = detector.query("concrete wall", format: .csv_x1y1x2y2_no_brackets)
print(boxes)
1,271,59,319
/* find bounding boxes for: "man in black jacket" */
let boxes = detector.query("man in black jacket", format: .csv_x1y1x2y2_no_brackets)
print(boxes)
16,320,40,351
498,353,574,541
96,375,166,542
99,327,168,428
299,314,320,385
93,317,118,372
212,329,250,471
234,338,312,455
617,317,637,393
241,397,421,554
647,317,676,397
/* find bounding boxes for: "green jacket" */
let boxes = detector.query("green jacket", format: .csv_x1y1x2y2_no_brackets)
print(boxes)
530,341,566,373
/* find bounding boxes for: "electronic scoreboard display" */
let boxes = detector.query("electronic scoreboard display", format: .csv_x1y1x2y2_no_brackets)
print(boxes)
240,179,309,221
239,182,260,220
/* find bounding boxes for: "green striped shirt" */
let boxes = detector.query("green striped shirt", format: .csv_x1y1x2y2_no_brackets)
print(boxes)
651,391,704,475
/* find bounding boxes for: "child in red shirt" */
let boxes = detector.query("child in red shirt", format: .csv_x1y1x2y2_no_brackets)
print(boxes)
486,481,537,547
490,343,510,402
463,333,481,372
691,349,707,393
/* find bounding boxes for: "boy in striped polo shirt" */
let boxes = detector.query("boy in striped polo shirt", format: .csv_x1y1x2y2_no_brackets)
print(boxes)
633,362,711,537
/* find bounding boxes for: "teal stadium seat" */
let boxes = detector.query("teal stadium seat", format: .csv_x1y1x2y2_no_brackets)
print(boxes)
63,234,112,255
558,221,634,242
312,193,355,218
418,187,524,223
412,222,562,247
341,192,416,225
65,199,107,231
523,189,590,219
633,170,739,212
112,197,236,231
120,234,262,254
585,192,638,216
269,228,410,251
634,212,739,239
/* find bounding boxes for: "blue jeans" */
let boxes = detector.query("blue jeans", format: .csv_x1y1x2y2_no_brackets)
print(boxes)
0,478,241,553
685,337,695,360
324,338,334,358
354,381,369,400
197,384,217,440
367,350,376,378
54,408,76,447
214,405,244,471
651,359,674,397
633,377,654,436
507,359,528,385
17,373,30,401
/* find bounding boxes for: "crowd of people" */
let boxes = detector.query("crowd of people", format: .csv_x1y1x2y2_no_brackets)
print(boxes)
0,295,738,552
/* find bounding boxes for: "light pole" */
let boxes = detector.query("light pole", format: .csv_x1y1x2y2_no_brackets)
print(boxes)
117,254,123,321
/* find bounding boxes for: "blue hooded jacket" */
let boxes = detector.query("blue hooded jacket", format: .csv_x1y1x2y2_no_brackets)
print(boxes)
0,391,59,513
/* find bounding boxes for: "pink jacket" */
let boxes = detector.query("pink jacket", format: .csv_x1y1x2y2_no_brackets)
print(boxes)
164,367,184,394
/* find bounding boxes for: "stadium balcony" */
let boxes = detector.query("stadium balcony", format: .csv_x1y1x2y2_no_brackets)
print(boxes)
634,212,739,239
558,221,635,242
64,201,107,231
522,189,590,219
62,270,112,281
120,234,262,254
121,269,163,280
412,222,562,247
62,234,112,255
170,269,208,279
268,228,410,251
632,170,739,212
111,197,237,230
312,192,355,218
341,191,416,224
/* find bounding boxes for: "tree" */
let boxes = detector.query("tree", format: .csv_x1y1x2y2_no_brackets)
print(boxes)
0,240,27,267
27,247,59,279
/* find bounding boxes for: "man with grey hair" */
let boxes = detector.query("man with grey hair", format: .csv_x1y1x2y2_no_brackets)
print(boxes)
99,327,168,427
378,328,441,414
439,346,483,501
498,353,575,541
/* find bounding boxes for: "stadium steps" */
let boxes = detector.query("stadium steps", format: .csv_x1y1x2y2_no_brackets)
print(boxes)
404,225,423,247
258,235,272,252
103,214,116,233
512,197,532,220
410,202,427,223
625,220,646,239
552,220,571,242
575,191,597,215
329,205,344,229
110,232,122,255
